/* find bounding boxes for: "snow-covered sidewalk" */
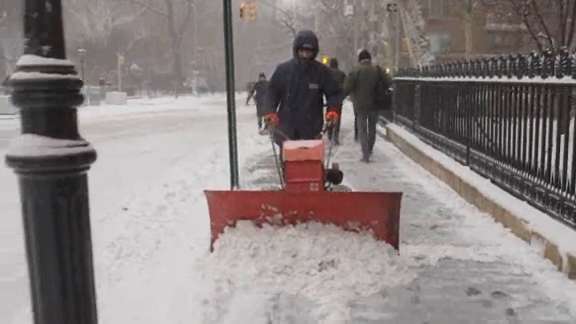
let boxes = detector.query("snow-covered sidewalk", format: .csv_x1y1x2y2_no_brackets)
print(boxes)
3,95,576,323
205,113,576,323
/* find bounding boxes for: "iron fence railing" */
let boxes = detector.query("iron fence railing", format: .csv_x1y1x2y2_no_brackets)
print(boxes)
394,49,576,229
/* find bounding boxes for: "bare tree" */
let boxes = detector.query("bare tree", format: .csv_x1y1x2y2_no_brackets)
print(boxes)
66,0,144,44
0,0,21,80
314,0,358,67
463,0,488,58
483,0,576,51
276,10,298,37
125,0,196,94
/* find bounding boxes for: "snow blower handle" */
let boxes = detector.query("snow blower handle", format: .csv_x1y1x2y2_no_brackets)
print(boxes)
323,110,339,169
263,113,286,189
271,127,291,142
269,130,285,189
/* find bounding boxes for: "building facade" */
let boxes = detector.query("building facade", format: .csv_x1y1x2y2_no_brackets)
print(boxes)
415,0,531,64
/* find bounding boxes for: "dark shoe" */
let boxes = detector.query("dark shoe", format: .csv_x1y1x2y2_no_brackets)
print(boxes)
360,156,370,163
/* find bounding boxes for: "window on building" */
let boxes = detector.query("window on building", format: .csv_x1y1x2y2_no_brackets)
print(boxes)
429,32,451,54
427,0,447,18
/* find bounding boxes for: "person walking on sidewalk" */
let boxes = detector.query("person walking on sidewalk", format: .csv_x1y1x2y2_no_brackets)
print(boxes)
263,30,342,145
246,72,269,131
344,49,392,163
328,58,346,145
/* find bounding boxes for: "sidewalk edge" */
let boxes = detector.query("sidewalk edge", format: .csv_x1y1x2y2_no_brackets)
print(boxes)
383,124,576,281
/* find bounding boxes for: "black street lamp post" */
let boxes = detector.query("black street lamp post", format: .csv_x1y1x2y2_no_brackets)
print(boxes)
223,0,239,189
5,1,98,324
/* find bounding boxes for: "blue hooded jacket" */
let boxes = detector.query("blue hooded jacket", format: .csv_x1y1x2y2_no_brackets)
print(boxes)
265,30,342,140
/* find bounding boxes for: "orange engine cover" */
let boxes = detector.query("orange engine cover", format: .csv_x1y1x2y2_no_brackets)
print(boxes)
282,140,324,162
282,140,325,192
284,161,324,192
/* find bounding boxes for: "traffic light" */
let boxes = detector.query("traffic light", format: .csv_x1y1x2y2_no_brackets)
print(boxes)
240,2,247,20
240,2,257,22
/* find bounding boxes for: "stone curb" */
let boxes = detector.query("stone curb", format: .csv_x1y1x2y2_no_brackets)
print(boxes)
383,125,576,281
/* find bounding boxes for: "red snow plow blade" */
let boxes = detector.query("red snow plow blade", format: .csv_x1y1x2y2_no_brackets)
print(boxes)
205,139,402,250
205,190,402,249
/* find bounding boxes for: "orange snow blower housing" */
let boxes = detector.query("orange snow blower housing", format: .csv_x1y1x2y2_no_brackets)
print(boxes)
205,140,402,250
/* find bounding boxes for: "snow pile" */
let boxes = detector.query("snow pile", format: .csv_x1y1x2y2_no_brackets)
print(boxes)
198,221,415,323
16,55,74,66
8,134,93,157
9,72,79,81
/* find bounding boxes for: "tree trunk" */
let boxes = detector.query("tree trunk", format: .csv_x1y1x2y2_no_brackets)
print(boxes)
0,42,6,82
164,0,184,97
464,14,473,59
172,47,184,96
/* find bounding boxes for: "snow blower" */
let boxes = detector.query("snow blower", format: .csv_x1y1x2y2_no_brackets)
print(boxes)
205,136,402,250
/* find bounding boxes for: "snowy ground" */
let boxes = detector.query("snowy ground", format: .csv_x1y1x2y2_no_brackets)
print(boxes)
2,95,576,323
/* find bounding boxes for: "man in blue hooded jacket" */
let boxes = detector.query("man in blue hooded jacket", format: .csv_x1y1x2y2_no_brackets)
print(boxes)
263,30,342,144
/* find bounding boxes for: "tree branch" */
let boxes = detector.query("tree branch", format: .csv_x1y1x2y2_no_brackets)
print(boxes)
278,13,297,37
123,0,168,17
567,0,576,48
177,0,195,44
531,0,556,49
509,0,545,51
556,0,567,46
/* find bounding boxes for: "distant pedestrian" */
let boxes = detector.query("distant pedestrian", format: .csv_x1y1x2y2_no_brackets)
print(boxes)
344,49,392,162
328,58,346,145
246,73,269,130
98,77,107,103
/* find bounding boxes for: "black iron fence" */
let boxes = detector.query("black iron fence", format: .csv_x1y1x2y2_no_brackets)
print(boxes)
394,49,576,229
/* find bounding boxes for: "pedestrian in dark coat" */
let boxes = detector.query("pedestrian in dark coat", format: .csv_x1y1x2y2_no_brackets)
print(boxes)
344,49,392,162
246,73,269,130
263,30,342,144
328,58,346,145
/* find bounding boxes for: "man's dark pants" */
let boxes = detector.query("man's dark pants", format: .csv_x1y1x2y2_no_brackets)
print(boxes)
356,109,378,160
256,102,264,128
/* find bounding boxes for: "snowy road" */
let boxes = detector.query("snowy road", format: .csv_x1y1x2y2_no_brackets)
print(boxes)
1,95,248,323
2,95,576,323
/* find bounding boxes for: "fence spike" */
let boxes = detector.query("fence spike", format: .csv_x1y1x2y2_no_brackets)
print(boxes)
517,54,527,79
558,47,569,78
542,49,554,79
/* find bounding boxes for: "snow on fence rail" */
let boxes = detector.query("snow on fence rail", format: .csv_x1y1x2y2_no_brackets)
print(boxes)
394,50,576,229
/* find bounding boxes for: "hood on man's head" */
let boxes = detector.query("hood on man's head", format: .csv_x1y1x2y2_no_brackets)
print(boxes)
358,49,372,62
293,30,319,59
